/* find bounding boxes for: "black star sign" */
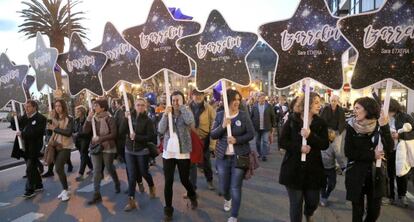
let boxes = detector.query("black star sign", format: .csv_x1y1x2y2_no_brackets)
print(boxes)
177,10,258,91
338,0,414,89
28,32,59,91
57,32,107,96
259,0,350,90
93,22,141,92
122,0,200,80
0,53,28,109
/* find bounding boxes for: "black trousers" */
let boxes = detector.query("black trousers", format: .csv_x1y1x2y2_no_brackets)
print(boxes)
387,151,408,198
25,158,42,192
78,145,93,175
352,171,382,222
163,158,196,207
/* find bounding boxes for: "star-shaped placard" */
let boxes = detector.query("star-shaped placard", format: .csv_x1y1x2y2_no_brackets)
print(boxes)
93,22,141,92
0,53,28,109
23,75,35,99
57,33,107,96
259,0,350,89
28,32,58,92
177,10,258,91
338,0,414,89
122,0,200,80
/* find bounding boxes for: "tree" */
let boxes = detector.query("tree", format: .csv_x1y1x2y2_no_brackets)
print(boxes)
18,0,87,89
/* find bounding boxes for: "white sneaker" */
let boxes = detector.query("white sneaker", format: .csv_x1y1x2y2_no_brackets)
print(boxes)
224,199,232,212
57,190,65,199
60,190,70,201
227,217,238,222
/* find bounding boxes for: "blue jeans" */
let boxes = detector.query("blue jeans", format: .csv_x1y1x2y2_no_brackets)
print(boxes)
125,153,154,197
255,130,270,157
216,155,246,218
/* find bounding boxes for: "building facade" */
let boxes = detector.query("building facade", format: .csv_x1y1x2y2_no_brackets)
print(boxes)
326,0,413,114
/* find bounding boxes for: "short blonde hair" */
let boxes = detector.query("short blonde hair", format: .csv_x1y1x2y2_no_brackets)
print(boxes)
75,105,87,115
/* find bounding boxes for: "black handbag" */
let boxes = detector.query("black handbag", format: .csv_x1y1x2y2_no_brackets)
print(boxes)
235,155,250,170
89,143,103,155
147,142,160,158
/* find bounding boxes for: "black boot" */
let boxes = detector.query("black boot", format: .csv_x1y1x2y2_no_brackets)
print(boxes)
164,206,174,222
87,192,102,205
189,194,198,209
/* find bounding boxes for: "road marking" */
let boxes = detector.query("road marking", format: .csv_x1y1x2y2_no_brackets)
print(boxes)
77,178,112,193
11,212,44,222
0,202,10,207
0,164,25,172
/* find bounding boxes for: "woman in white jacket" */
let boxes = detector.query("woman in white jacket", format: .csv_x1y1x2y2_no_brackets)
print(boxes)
387,99,414,208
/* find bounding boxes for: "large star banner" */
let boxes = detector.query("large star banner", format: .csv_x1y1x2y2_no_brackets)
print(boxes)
338,0,414,89
259,0,350,89
28,32,58,91
93,22,141,92
57,33,107,96
0,53,28,109
177,10,258,91
122,0,200,80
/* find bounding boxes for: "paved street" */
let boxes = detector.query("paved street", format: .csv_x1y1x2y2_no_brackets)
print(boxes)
0,139,413,222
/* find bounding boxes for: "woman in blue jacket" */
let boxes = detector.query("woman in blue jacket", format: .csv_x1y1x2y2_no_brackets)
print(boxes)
211,89,255,222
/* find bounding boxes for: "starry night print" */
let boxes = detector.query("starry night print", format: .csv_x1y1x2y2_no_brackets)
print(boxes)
338,0,414,89
0,53,28,109
93,22,141,92
177,10,258,91
28,32,59,91
259,0,350,90
57,32,107,96
122,0,200,80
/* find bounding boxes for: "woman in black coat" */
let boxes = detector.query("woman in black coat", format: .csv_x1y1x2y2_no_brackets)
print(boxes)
279,92,329,222
386,99,414,207
344,97,393,222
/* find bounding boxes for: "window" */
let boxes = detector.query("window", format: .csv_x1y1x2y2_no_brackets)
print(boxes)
361,0,375,12
375,0,384,8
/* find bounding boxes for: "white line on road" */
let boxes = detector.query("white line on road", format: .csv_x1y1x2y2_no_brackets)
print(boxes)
0,202,10,207
11,212,44,222
77,178,112,193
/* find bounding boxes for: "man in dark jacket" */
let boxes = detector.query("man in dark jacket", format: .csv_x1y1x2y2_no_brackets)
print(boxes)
250,92,276,161
11,100,46,198
320,95,346,157
113,98,126,163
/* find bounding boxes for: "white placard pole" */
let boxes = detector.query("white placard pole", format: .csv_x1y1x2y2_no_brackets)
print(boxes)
376,79,393,167
301,78,311,162
221,80,234,152
19,103,24,116
86,91,97,138
163,70,174,137
12,101,24,150
121,82,135,137
47,86,53,112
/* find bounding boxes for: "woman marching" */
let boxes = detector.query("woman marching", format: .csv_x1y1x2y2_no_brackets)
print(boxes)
47,99,75,202
211,89,255,222
344,97,393,222
279,92,329,222
158,91,198,221
84,99,121,205
122,98,157,211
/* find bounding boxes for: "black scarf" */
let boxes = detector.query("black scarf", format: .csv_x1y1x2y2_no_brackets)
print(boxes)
190,102,205,128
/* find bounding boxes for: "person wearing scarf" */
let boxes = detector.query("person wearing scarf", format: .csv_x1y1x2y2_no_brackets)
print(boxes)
344,97,393,222
84,99,120,205
47,99,74,202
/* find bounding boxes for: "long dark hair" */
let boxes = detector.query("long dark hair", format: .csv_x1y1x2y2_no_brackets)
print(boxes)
54,99,68,119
